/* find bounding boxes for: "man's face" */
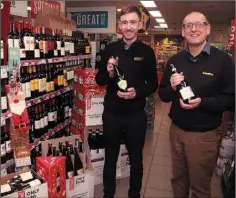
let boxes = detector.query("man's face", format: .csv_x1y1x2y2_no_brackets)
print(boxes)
119,12,143,41
182,12,211,45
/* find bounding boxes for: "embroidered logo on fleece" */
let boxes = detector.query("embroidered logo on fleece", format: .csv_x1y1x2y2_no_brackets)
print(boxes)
202,72,214,76
134,57,144,61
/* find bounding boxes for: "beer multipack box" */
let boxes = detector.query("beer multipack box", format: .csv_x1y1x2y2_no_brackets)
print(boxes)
1,168,48,198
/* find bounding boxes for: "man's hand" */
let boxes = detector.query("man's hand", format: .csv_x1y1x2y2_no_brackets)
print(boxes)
117,88,136,99
107,57,118,78
170,72,184,91
179,98,201,110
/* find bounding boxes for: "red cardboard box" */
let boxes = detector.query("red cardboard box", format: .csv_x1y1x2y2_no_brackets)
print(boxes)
36,157,66,198
74,68,98,87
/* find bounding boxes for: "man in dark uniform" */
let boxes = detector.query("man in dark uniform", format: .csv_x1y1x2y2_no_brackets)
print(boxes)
95,5,158,198
158,11,235,198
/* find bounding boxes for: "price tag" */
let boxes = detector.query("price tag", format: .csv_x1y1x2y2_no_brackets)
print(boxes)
1,67,8,78
15,156,31,167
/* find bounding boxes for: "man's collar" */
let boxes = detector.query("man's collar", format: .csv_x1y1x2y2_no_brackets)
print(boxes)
186,42,211,55
120,39,140,50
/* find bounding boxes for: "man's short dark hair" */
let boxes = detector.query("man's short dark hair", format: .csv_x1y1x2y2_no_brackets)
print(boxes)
120,4,141,19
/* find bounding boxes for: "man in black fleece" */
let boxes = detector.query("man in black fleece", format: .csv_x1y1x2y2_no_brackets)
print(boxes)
95,5,158,198
158,11,235,198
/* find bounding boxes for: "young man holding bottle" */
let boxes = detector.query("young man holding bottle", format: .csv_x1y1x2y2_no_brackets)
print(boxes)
158,12,235,198
95,4,158,198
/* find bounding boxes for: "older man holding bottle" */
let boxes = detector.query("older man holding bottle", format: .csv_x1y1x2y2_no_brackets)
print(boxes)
158,11,235,198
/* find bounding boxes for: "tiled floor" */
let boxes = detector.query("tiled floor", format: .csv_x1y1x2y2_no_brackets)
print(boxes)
95,100,223,198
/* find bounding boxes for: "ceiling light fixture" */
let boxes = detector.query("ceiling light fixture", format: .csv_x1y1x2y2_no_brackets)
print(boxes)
27,6,31,11
117,8,121,12
155,18,165,23
149,11,162,17
140,1,157,8
160,23,168,28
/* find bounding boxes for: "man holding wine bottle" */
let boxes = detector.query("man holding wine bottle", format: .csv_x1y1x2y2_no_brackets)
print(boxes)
95,4,158,198
158,12,235,198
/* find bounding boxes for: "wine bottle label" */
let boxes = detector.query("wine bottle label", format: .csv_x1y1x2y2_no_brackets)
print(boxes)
43,40,48,54
24,36,30,50
46,82,51,92
48,112,54,121
14,39,19,48
44,115,48,126
57,76,61,86
1,184,11,193
1,143,6,156
50,81,55,91
34,49,40,58
20,48,26,58
34,78,39,90
39,40,43,52
28,179,41,187
5,140,11,153
65,42,70,52
54,49,58,57
56,41,61,50
85,46,90,54
1,96,7,110
20,171,33,182
117,79,127,91
61,47,65,56
1,40,4,59
21,82,26,97
38,78,43,92
8,38,14,48
35,120,41,130
25,82,31,98
179,86,195,100
29,37,35,50
40,118,45,128
42,78,46,91
67,171,73,178
77,168,84,175
30,79,35,91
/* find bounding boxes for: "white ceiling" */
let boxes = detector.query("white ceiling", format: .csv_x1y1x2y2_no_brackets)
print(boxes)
66,0,235,33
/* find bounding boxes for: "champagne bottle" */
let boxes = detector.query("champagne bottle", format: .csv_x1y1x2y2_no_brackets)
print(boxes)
47,143,53,156
112,57,128,92
170,64,196,104
74,146,84,176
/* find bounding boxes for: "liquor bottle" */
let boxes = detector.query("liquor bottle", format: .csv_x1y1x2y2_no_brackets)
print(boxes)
28,106,35,143
59,141,63,154
29,66,35,99
56,149,60,156
38,65,44,96
46,64,51,93
42,27,48,59
50,64,55,92
17,22,26,60
13,22,19,48
47,143,53,156
1,130,6,166
8,22,14,48
113,59,128,92
43,102,48,134
34,27,40,59
66,150,74,179
87,128,93,150
170,64,196,104
53,29,58,58
1,37,4,65
52,146,56,156
47,28,54,59
28,23,35,60
34,105,41,139
1,78,8,113
23,21,31,60
33,65,39,98
24,67,31,100
70,30,75,56
41,65,47,94
53,98,58,127
99,129,104,153
39,104,45,135
60,30,65,57
74,146,84,176
56,29,61,57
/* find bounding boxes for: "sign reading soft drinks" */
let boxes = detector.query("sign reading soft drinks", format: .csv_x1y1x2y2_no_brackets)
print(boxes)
71,11,108,28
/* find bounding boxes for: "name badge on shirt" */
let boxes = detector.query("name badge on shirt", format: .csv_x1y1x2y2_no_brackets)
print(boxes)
202,71,214,76
134,57,144,61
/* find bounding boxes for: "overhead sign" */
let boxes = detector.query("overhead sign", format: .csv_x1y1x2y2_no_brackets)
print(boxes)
31,0,60,18
10,1,28,17
71,11,108,28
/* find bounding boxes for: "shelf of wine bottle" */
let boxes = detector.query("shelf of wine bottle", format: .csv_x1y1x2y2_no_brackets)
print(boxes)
20,55,91,67
26,86,72,107
30,119,71,151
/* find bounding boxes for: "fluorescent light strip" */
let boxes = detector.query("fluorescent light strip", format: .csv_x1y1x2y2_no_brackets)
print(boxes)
149,11,162,17
154,24,168,28
140,1,157,8
155,18,165,23
117,8,121,12
27,6,31,11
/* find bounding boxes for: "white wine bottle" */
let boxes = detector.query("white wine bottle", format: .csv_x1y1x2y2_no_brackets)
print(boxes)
170,64,196,104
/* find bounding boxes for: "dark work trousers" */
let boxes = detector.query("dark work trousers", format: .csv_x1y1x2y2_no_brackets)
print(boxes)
102,110,147,198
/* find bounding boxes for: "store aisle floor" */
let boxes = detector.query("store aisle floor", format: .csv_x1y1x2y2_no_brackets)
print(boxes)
94,99,223,198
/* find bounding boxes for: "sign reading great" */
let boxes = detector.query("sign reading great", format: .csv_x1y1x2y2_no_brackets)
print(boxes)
71,11,108,28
